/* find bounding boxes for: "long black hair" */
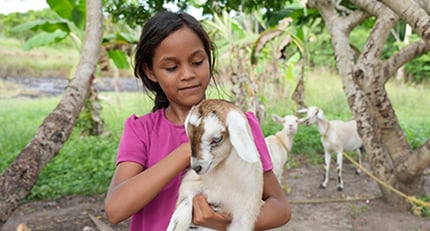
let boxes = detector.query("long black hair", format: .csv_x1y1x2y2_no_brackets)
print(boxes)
134,11,217,112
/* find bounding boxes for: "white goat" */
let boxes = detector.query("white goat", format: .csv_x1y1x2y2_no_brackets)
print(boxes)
265,114,298,185
297,106,363,191
167,99,263,231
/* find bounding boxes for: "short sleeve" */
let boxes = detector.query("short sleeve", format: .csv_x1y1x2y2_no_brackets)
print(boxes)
245,112,273,172
117,115,148,167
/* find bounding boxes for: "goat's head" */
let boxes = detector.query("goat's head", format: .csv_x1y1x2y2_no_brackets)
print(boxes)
271,114,298,135
184,99,260,175
297,106,324,126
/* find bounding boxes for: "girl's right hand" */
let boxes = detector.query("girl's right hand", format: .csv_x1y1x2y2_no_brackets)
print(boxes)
192,194,232,231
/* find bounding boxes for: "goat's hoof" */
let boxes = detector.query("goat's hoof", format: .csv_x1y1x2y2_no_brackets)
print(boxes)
319,184,326,189
355,170,361,175
337,186,343,191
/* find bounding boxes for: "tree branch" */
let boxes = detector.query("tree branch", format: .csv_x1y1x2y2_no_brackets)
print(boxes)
343,10,370,33
381,0,430,40
352,0,398,62
415,0,430,14
383,39,430,82
396,139,430,181
0,0,103,225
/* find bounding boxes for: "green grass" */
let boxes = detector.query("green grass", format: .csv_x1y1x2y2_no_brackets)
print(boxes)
0,92,152,200
0,36,79,78
1,70,429,201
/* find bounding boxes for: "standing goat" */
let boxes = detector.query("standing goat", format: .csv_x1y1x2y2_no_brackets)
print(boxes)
265,114,298,186
297,106,363,191
167,99,263,231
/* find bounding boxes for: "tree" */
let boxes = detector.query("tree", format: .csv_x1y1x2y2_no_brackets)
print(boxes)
306,0,430,209
0,0,103,226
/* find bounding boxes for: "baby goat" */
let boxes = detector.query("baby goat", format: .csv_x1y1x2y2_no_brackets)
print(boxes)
297,106,363,191
167,99,263,231
265,114,298,185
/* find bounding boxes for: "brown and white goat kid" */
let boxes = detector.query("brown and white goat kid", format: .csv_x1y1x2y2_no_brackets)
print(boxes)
167,99,263,231
298,106,363,191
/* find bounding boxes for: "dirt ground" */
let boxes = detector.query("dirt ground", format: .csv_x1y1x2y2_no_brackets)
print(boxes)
2,158,430,231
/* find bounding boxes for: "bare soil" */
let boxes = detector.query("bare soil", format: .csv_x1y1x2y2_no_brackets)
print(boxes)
3,156,430,231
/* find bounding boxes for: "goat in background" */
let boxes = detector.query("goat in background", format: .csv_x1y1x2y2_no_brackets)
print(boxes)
265,114,298,191
297,106,363,191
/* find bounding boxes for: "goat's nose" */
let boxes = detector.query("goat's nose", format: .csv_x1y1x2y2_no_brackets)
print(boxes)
193,165,202,173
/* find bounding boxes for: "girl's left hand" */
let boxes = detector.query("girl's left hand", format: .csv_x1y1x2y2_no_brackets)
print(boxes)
192,194,232,231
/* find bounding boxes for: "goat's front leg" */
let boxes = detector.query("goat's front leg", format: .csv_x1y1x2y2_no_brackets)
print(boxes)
320,151,331,189
167,197,194,231
355,148,363,175
336,151,343,191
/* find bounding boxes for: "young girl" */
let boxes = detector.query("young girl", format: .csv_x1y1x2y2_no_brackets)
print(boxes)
104,11,291,231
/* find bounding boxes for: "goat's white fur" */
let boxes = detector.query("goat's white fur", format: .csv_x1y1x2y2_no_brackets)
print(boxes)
265,114,298,184
167,99,263,231
297,106,363,191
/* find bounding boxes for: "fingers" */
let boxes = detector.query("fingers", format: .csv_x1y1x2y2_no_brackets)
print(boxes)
192,194,232,230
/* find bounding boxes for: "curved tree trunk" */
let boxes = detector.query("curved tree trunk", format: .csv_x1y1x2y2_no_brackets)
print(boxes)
0,0,103,226
309,0,430,209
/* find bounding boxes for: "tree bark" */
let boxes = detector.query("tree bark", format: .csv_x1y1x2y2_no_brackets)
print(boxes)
0,0,103,226
309,0,430,209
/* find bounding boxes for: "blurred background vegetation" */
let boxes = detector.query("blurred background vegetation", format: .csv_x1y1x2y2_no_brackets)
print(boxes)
0,0,429,201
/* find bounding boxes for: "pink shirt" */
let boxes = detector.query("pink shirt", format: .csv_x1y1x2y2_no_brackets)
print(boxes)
116,108,273,231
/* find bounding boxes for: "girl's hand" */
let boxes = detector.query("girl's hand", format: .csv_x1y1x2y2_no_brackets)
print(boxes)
192,194,232,231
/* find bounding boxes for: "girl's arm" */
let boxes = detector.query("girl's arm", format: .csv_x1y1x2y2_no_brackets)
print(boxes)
254,170,292,230
104,142,191,224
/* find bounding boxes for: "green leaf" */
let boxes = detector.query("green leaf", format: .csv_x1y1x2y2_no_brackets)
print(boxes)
11,20,70,33
251,29,283,65
103,32,138,44
23,30,69,50
108,50,130,70
47,0,86,30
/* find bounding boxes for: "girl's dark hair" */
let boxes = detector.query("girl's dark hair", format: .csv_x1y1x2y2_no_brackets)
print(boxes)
134,11,217,112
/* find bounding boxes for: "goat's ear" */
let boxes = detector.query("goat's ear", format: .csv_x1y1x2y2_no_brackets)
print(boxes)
226,110,260,163
271,114,283,124
297,118,306,124
316,108,324,119
297,108,308,114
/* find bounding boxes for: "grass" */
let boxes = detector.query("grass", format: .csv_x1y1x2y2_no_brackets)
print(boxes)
0,37,79,78
2,72,429,201
0,36,429,202
0,92,152,200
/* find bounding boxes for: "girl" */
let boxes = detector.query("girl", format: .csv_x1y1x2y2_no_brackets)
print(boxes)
104,11,291,231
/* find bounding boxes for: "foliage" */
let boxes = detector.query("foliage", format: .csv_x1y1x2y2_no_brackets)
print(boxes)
1,72,429,200
405,53,430,83
307,30,336,68
0,9,59,40
10,0,86,50
104,0,165,29
103,0,294,27
0,92,151,200
413,195,430,218
0,37,79,78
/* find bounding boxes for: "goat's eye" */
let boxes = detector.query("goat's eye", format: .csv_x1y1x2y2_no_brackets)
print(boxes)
210,136,223,146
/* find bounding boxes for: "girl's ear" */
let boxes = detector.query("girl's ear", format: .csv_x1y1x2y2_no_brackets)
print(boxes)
143,63,158,82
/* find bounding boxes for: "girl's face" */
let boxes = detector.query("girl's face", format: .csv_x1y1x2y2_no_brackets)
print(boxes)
145,26,211,110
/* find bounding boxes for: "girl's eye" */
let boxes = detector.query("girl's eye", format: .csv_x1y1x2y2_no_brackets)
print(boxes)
210,136,223,146
193,60,203,66
165,66,177,72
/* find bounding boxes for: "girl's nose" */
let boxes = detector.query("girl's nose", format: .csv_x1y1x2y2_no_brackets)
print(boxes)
180,65,195,80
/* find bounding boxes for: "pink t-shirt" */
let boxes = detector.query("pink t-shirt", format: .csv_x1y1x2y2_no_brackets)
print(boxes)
116,108,273,231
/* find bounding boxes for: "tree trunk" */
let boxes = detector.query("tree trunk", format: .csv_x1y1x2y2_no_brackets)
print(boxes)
310,0,430,209
0,0,103,226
